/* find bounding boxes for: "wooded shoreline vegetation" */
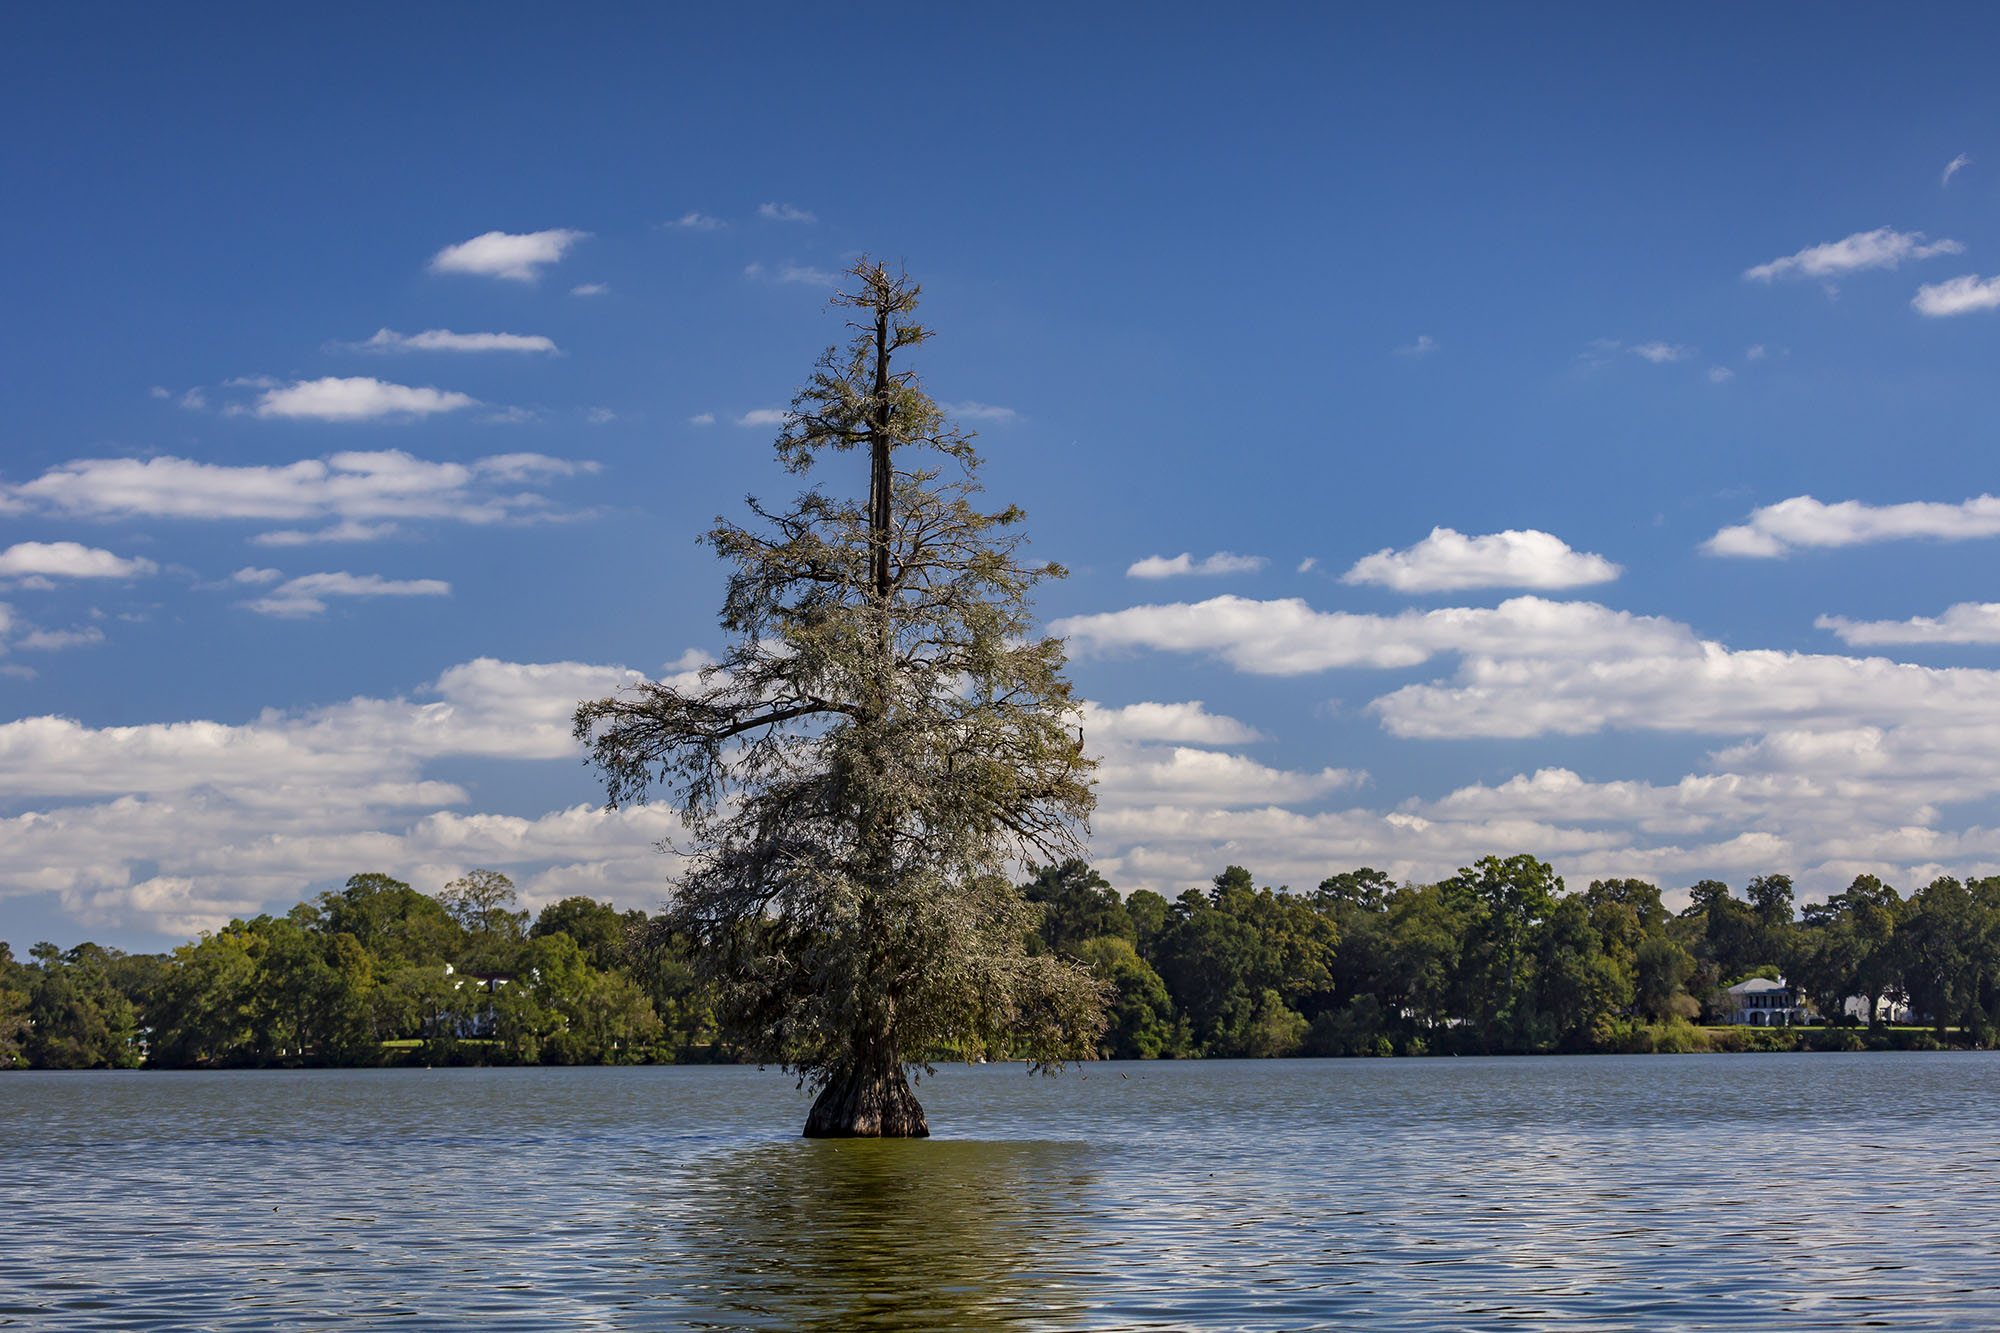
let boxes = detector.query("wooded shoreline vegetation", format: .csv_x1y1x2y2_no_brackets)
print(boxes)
7,853,1997,1070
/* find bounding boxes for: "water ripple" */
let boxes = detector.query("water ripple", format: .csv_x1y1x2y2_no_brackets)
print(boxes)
5,1054,1999,1329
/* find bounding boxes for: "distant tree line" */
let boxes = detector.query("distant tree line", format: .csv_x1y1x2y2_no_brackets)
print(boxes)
0,872,716,1070
7,855,2000,1069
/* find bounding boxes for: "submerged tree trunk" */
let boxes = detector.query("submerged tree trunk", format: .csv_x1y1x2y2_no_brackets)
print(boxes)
803,1051,930,1137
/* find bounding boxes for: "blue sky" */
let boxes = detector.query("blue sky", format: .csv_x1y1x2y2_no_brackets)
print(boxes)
9,5,2000,950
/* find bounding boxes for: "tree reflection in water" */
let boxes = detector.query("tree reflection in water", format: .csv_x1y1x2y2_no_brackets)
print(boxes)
661,1138,1098,1331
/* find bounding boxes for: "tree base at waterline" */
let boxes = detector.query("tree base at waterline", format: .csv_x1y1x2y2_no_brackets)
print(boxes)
803,1065,931,1138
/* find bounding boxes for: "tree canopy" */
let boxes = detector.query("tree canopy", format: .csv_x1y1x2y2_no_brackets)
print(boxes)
574,261,1104,1135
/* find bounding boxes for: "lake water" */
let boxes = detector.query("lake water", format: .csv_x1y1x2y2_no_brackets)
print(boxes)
5,1054,2000,1330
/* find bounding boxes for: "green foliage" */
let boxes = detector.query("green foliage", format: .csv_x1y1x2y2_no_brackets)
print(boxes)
22,844,2000,1072
1024,860,1135,955
23,943,142,1068
0,943,31,1068
574,262,1105,1116
532,896,643,973
1150,867,1335,1056
1072,936,1186,1058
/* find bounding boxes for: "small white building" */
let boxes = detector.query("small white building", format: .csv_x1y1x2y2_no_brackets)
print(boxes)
1722,977,1808,1026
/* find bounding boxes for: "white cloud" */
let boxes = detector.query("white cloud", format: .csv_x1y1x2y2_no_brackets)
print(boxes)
1395,335,1437,357
244,572,452,618
1912,274,2000,317
1296,558,1318,574
1050,590,2000,899
0,449,596,537
0,542,157,580
231,567,283,585
1059,594,1688,675
354,328,559,354
757,202,816,223
0,656,712,935
1818,603,2000,646
1632,342,1691,364
584,408,617,424
688,413,717,426
778,264,836,286
947,402,1018,422
736,408,791,427
1126,552,1268,579
669,212,725,230
16,626,105,652
1708,366,1735,383
1746,344,1768,361
251,521,401,547
1944,153,1972,186
180,388,207,410
149,386,171,400
1706,493,2000,557
428,228,588,282
1342,527,1620,593
253,377,479,421
1094,745,1363,808
570,283,609,297
1080,700,1263,746
1744,227,1963,282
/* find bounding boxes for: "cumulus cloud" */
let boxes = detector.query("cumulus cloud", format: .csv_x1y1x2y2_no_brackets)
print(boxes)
1052,589,2000,900
1126,552,1268,579
0,450,596,539
1058,594,1688,674
1818,603,2000,646
1080,700,1263,746
0,603,109,654
0,542,157,580
242,572,452,618
353,328,559,354
1706,493,2000,557
1094,746,1363,808
736,408,791,428
252,377,479,421
1912,274,2000,317
16,626,105,652
428,228,589,282
1631,342,1692,364
1744,227,1963,282
251,521,401,547
0,656,708,935
757,202,816,223
1341,527,1620,593
947,402,1018,422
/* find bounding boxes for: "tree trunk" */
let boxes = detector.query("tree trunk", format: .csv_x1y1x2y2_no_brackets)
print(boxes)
803,1054,929,1138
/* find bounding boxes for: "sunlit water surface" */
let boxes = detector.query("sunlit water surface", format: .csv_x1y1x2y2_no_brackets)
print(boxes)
6,1055,2000,1330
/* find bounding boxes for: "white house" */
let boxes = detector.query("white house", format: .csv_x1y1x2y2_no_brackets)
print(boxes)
1722,976,1808,1026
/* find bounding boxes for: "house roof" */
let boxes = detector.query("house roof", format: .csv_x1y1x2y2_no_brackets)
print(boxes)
1727,977,1789,994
